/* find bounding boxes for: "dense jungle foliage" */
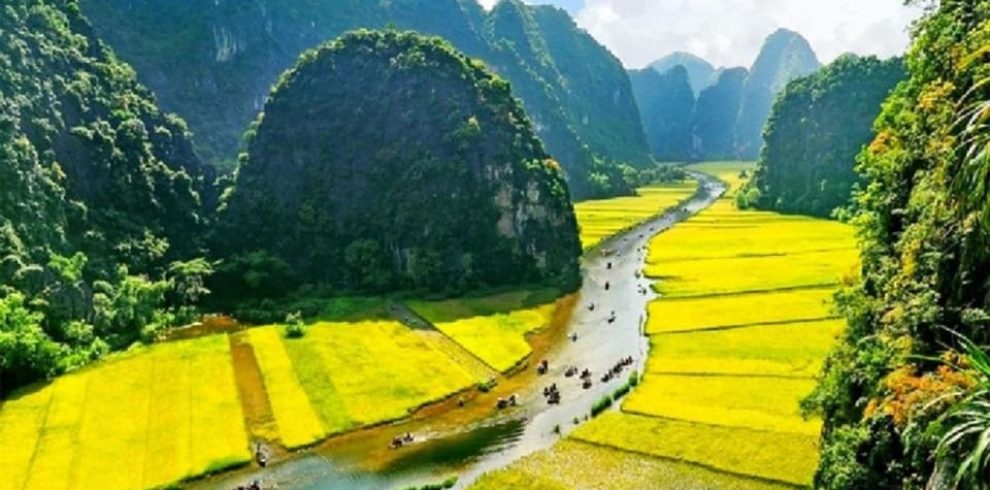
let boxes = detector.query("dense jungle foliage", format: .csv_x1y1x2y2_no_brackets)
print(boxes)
78,0,649,199
806,1,990,487
628,65,695,161
214,30,582,302
0,0,216,393
748,55,905,217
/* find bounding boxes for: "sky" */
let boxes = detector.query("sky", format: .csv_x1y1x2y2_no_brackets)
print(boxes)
477,0,928,69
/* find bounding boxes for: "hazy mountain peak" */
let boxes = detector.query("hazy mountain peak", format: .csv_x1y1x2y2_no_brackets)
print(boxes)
648,51,716,95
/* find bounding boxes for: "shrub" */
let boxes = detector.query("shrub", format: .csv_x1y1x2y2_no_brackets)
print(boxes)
590,394,613,417
284,311,306,339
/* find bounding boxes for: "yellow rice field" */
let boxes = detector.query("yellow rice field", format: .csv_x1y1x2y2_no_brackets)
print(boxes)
0,335,250,490
470,439,794,490
470,162,857,489
570,413,821,486
646,287,838,333
645,319,844,378
249,321,478,448
409,289,560,372
574,180,698,249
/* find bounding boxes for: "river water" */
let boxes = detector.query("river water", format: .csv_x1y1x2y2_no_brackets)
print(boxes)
194,173,726,490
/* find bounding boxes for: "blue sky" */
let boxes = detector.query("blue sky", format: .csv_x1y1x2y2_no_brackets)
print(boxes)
478,0,926,69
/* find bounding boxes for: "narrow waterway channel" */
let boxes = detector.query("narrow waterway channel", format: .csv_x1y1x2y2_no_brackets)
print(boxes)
193,172,727,490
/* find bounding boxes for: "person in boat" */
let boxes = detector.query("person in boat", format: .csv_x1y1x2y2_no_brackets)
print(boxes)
537,359,549,375
254,443,267,467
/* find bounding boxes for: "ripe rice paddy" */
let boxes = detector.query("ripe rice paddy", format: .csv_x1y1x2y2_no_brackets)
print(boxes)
574,180,698,249
0,289,563,488
469,162,857,489
470,439,795,490
409,289,561,372
0,335,250,490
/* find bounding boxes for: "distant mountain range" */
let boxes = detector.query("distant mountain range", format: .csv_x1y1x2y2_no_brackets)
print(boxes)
633,29,822,160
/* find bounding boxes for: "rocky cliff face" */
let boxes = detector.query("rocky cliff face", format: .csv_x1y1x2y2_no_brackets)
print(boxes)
649,51,716,96
734,29,821,158
692,67,749,159
629,65,696,161
215,31,582,294
79,0,649,199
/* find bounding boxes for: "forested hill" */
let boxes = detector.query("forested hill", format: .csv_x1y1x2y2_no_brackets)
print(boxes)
78,0,650,199
1,0,215,391
748,55,905,217
735,28,821,158
807,2,990,488
214,30,582,299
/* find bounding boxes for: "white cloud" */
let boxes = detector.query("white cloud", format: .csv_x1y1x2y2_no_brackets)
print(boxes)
574,0,926,68
477,0,926,69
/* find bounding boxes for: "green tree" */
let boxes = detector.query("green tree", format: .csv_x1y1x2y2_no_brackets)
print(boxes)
749,54,904,217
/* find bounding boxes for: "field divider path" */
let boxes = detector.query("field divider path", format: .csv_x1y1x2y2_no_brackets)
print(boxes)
228,332,281,447
389,301,499,377
653,315,840,335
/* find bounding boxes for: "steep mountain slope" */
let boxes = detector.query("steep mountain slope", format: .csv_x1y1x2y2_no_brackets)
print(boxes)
692,67,749,159
78,0,650,199
649,51,716,95
750,55,904,216
215,31,581,296
0,0,214,390
628,66,696,160
808,2,990,488
735,29,821,158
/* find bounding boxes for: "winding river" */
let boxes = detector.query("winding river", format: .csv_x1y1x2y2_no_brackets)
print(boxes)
193,172,726,490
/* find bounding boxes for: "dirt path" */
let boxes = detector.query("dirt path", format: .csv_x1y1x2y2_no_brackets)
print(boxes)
228,333,281,448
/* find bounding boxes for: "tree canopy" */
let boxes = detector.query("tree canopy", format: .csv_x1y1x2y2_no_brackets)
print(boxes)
749,54,904,217
807,1,990,487
214,30,582,300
